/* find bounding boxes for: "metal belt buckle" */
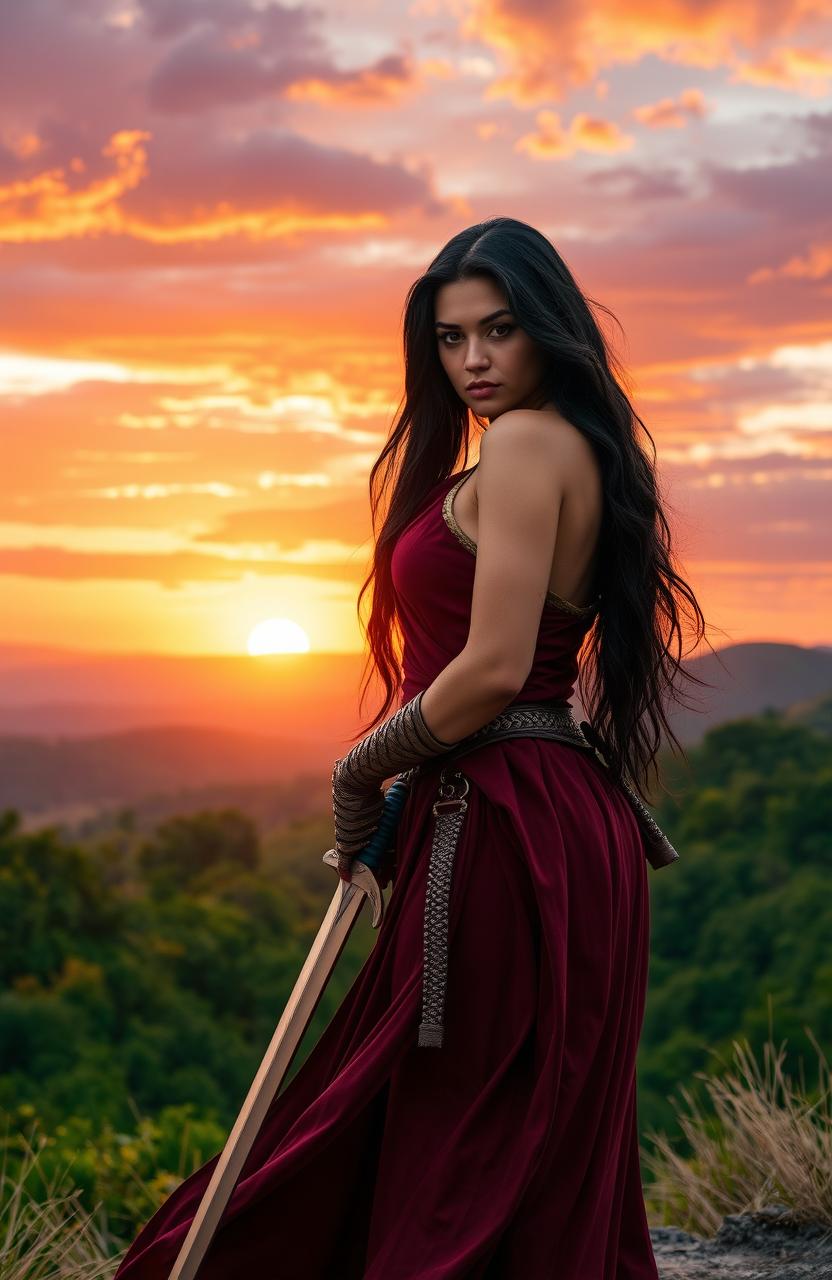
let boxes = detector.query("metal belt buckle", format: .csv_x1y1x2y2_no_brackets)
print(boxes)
432,768,469,816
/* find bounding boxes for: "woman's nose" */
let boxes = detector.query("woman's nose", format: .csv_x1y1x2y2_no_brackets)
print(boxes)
464,344,490,369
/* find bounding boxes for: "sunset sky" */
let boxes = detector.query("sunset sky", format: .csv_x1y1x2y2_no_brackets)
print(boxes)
1,0,830,658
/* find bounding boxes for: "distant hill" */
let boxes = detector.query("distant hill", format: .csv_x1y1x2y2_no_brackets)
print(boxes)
71,774,333,842
0,640,829,827
659,642,832,745
0,725,334,823
0,641,829,745
0,647,373,741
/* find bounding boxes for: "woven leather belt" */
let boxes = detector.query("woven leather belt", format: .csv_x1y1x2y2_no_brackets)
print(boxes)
401,700,679,1049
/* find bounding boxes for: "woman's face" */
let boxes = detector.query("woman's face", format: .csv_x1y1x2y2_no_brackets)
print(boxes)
434,275,554,419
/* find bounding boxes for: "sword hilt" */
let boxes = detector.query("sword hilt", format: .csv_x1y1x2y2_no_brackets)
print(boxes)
322,773,414,921
351,774,412,872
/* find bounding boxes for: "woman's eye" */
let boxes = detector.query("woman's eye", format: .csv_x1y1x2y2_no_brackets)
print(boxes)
440,324,514,345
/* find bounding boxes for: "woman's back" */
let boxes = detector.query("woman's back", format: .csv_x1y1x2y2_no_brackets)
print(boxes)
392,463,600,707
449,414,604,613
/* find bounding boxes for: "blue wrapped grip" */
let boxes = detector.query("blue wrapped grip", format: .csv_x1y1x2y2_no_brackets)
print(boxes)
352,776,412,871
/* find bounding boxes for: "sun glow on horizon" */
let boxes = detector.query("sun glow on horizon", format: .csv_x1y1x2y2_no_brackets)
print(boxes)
247,617,311,656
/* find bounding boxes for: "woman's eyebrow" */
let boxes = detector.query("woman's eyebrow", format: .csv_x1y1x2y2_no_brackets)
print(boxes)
434,308,513,330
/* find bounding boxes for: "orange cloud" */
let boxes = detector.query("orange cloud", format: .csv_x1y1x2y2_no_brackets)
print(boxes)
633,88,709,128
750,241,832,283
3,130,43,159
283,52,421,105
0,128,456,246
515,110,634,159
0,130,150,244
466,0,828,103
734,45,832,95
193,498,372,549
0,546,364,590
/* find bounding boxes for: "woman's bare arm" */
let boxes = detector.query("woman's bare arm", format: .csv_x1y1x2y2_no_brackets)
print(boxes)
419,411,567,743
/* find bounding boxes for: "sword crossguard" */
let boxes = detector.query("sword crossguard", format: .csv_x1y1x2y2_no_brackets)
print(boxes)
322,850,385,926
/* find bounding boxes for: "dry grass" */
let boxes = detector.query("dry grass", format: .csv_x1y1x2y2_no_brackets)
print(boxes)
5,1030,832,1271
0,1132,124,1279
643,1027,832,1237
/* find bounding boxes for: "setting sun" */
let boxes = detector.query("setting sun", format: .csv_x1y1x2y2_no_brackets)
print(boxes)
247,618,311,656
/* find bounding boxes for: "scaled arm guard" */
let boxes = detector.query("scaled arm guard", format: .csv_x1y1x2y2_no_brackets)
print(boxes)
332,690,457,866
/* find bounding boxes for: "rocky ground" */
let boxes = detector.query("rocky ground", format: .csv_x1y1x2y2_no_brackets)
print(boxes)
651,1206,832,1279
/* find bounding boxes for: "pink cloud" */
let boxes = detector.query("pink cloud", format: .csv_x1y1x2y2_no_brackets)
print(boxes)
147,10,418,114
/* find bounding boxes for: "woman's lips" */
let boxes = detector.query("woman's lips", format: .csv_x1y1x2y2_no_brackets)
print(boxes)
468,383,500,399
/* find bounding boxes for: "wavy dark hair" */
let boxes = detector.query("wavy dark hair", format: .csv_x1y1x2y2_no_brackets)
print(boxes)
351,216,720,801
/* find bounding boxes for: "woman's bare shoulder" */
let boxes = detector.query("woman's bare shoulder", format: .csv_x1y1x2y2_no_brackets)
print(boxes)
483,407,593,471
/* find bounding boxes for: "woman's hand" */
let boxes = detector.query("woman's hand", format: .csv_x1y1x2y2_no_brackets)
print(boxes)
328,690,459,884
331,759,385,883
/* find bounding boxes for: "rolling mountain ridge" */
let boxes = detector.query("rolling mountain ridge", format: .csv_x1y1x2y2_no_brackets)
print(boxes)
0,640,828,827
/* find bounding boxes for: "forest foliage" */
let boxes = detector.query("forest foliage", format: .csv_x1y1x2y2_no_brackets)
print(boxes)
0,705,830,1250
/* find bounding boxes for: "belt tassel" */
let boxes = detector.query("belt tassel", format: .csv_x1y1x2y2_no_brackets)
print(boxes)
417,770,469,1049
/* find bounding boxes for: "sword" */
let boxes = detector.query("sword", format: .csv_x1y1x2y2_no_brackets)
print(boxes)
167,772,414,1280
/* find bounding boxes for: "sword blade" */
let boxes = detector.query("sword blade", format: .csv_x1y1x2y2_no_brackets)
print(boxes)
168,859,382,1280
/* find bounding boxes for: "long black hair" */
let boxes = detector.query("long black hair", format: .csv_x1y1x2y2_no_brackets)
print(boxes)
351,215,719,800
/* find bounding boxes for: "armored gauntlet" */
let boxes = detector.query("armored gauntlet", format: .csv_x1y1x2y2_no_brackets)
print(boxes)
331,690,457,876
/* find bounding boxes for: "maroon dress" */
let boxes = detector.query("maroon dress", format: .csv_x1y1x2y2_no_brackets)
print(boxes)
114,466,659,1279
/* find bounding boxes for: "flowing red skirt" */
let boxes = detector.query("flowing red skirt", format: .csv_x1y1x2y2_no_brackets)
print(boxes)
114,739,659,1279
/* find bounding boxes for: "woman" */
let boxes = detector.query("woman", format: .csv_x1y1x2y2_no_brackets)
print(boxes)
114,216,711,1278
